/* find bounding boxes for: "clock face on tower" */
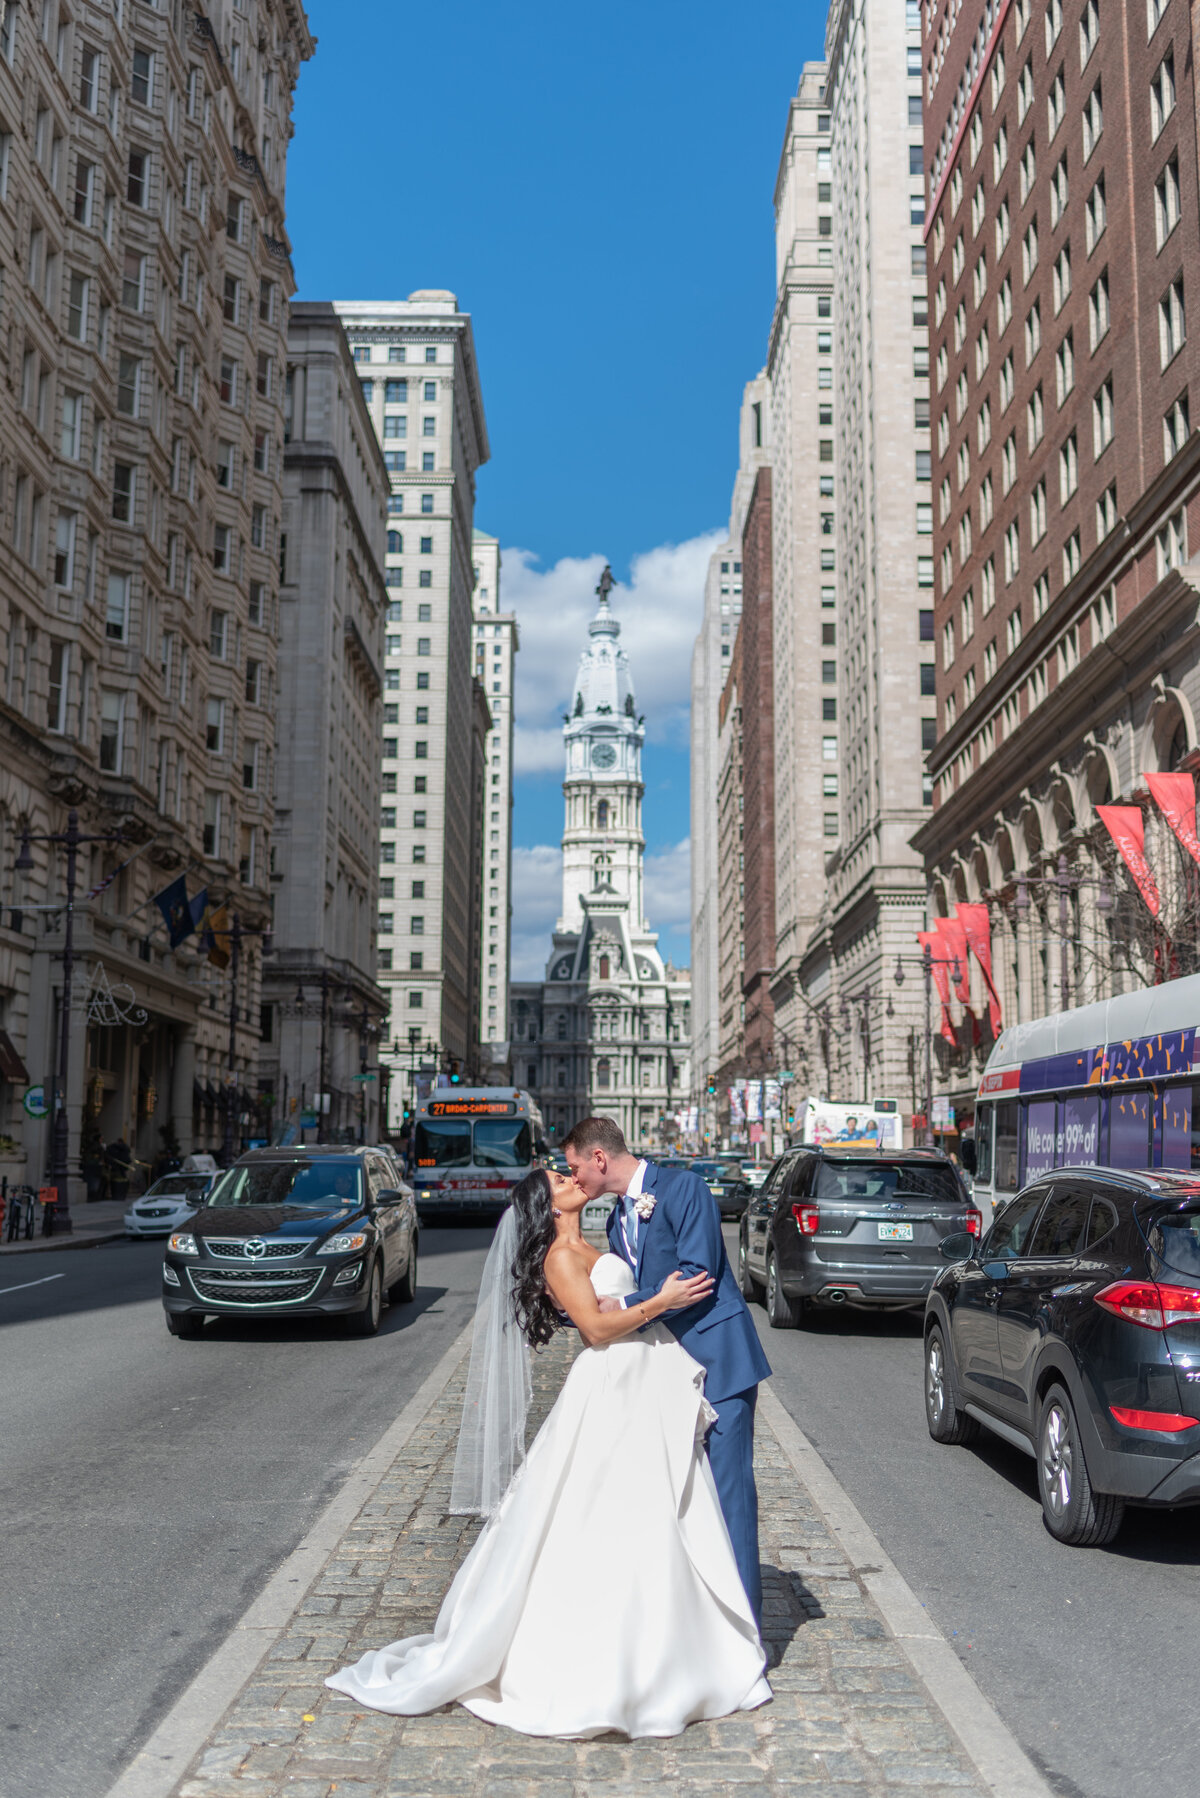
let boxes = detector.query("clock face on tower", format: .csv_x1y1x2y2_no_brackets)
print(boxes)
591,743,617,769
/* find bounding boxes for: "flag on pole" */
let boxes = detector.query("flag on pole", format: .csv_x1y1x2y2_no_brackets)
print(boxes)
1144,771,1200,868
917,931,958,1043
934,915,970,1003
196,899,232,969
153,875,197,948
956,901,1002,1033
1096,805,1161,916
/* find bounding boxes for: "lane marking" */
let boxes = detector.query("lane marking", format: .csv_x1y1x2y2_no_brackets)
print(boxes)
0,1273,66,1295
102,1313,477,1798
760,1383,1055,1798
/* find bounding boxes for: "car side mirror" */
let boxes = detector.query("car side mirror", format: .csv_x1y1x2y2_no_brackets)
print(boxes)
939,1231,975,1262
375,1187,405,1206
960,1137,978,1176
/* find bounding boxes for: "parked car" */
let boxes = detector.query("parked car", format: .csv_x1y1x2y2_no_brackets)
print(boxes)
740,1163,770,1190
162,1145,418,1340
125,1173,215,1238
738,1145,979,1327
924,1166,1200,1546
691,1158,746,1218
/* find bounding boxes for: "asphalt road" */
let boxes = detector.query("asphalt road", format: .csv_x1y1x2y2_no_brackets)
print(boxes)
0,1226,495,1798
743,1228,1200,1798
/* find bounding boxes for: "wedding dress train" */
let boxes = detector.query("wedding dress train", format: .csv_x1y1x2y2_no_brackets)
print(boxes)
327,1252,771,1738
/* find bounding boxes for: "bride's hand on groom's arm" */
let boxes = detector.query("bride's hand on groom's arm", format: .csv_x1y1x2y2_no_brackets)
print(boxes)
659,1268,715,1311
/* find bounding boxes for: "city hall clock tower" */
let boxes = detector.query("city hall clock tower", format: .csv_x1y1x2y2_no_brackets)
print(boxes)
559,565,647,935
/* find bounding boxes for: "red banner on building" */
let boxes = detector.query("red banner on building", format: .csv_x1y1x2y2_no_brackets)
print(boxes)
917,930,958,1043
1144,771,1200,869
1096,804,1161,916
956,901,1002,1034
934,916,970,1003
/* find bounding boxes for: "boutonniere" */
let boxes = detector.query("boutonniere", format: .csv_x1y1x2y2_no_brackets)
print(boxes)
634,1193,656,1221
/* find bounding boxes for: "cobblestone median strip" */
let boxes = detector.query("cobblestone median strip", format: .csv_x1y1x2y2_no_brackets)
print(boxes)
121,1325,1033,1798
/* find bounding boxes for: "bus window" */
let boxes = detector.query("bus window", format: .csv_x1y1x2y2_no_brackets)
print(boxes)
1107,1088,1151,1169
1024,1098,1057,1180
474,1118,533,1168
1061,1093,1099,1166
974,1103,994,1184
995,1102,1019,1190
414,1117,472,1169
1161,1085,1193,1169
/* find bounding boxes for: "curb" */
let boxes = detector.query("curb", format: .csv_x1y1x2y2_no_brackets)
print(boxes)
759,1385,1054,1798
102,1316,477,1798
0,1227,128,1255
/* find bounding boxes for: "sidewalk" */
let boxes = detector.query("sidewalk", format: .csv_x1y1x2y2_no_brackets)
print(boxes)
0,1196,128,1254
129,1325,1031,1798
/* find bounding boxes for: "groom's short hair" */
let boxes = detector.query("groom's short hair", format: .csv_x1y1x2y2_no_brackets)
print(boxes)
563,1115,628,1159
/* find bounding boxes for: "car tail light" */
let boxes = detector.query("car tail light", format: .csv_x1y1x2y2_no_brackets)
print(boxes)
792,1203,820,1235
1110,1406,1199,1433
1095,1280,1200,1330
965,1208,982,1237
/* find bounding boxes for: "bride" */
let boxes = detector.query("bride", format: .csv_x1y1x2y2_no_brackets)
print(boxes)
326,1167,772,1738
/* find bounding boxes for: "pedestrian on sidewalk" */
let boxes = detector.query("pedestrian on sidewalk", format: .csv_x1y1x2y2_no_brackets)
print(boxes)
105,1136,133,1203
327,1155,771,1737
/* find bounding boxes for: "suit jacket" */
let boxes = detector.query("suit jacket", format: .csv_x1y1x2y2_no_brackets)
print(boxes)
606,1161,771,1404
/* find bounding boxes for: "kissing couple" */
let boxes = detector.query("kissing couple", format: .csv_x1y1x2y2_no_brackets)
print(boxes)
328,1115,773,1738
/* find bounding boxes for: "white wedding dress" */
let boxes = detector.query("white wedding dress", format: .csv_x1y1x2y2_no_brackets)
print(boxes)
327,1253,771,1737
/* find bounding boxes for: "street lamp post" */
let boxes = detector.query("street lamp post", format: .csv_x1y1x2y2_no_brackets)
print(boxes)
15,809,127,1234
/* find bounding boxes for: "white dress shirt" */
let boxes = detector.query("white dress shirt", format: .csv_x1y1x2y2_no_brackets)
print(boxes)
617,1158,649,1305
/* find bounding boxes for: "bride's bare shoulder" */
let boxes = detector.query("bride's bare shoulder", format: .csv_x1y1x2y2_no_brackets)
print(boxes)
544,1238,602,1281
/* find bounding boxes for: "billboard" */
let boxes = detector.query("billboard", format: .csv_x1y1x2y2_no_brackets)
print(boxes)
794,1098,904,1151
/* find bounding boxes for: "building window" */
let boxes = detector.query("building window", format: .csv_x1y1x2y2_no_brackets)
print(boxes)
99,690,124,772
421,493,434,514
105,572,130,641
202,790,221,857
112,462,134,522
1160,277,1186,367
127,148,148,206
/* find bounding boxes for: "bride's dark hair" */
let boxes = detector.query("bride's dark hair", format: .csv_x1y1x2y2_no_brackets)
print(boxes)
508,1168,561,1350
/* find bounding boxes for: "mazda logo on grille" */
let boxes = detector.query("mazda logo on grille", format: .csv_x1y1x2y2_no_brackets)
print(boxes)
245,1237,266,1257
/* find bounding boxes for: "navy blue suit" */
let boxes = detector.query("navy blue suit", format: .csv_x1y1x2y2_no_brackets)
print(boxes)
606,1161,771,1621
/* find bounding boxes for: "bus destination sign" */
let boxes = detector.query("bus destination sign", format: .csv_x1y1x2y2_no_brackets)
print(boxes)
427,1099,518,1117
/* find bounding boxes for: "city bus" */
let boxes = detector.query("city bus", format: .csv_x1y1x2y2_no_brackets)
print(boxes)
969,973,1200,1228
411,1088,545,1220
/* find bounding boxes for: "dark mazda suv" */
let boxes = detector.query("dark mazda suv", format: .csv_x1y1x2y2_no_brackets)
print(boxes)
925,1168,1200,1545
162,1146,418,1339
738,1145,978,1325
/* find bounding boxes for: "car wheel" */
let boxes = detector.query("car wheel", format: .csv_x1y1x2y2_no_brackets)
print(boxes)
924,1324,980,1444
738,1233,762,1302
1037,1383,1125,1547
391,1232,418,1305
166,1312,206,1339
766,1251,803,1329
346,1259,383,1337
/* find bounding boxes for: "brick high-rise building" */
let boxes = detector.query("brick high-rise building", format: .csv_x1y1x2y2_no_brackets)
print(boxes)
915,0,1200,1114
0,0,313,1191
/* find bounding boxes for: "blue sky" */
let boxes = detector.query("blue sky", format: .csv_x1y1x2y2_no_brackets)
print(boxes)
288,0,827,969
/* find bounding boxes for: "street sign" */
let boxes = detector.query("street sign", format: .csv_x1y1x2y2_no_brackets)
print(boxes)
22,1085,48,1118
777,1070,794,1080
932,1096,955,1126
299,1109,317,1127
350,1072,377,1083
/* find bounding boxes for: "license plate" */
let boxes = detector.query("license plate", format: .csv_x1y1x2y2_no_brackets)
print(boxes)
877,1222,913,1241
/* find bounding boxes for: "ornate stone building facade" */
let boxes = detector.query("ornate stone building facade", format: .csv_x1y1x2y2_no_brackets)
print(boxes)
510,575,691,1146
0,0,313,1192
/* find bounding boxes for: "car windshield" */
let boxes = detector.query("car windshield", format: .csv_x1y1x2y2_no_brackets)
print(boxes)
692,1162,724,1179
814,1161,963,1205
474,1119,532,1168
206,1161,363,1209
414,1119,473,1169
414,1118,532,1169
146,1176,209,1197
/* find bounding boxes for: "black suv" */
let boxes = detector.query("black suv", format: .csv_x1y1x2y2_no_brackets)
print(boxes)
163,1146,418,1339
738,1145,978,1326
925,1167,1200,1545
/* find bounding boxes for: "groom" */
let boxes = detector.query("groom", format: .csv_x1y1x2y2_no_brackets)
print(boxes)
563,1116,771,1624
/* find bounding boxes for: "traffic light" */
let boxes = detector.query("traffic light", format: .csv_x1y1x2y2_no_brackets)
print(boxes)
449,1059,461,1085
707,1079,716,1096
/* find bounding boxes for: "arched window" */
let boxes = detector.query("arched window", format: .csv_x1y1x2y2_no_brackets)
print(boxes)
598,955,610,980
597,800,608,828
387,530,403,555
596,1057,611,1089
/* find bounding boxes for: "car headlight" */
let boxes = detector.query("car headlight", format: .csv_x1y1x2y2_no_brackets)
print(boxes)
318,1231,368,1255
168,1232,199,1255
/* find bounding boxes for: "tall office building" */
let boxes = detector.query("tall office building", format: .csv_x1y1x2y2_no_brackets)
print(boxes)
914,0,1200,1119
264,303,390,1142
767,63,842,1076
0,0,313,1188
471,530,517,1076
332,295,489,1115
798,0,934,1104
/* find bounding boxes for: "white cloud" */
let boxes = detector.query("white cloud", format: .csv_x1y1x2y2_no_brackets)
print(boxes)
644,839,691,935
502,532,722,777
509,844,561,980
